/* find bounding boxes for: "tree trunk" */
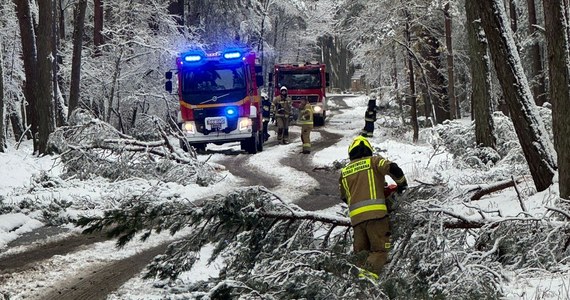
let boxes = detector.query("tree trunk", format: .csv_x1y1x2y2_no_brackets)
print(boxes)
405,14,419,142
465,0,496,149
0,38,5,152
58,0,65,38
543,0,570,199
527,0,547,106
444,3,457,119
509,0,518,32
477,0,557,192
94,0,104,55
392,45,405,126
416,26,450,124
13,0,39,151
69,0,88,116
36,0,56,154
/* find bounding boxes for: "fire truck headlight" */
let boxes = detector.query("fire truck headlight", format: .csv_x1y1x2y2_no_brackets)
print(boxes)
313,105,323,113
238,118,252,131
183,121,196,134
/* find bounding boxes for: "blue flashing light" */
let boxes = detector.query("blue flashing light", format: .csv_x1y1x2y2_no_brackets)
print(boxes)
223,51,242,60
225,107,238,117
184,55,202,62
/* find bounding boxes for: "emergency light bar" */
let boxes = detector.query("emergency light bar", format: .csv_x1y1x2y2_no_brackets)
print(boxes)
223,52,242,59
184,55,202,62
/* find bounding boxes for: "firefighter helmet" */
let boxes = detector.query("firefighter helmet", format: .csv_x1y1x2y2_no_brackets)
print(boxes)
280,86,288,92
348,136,373,156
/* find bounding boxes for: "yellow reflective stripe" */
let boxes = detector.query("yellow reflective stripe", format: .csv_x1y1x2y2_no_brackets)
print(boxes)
342,178,351,205
378,159,386,167
395,176,407,184
302,143,311,147
349,204,387,217
368,169,377,199
384,242,391,249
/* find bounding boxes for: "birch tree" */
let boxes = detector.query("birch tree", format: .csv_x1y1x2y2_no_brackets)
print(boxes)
477,0,557,192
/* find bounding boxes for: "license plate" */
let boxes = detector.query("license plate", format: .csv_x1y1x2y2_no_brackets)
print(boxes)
205,117,227,130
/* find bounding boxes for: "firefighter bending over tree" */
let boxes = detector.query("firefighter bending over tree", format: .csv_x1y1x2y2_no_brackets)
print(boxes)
271,86,292,144
339,136,408,279
298,97,313,154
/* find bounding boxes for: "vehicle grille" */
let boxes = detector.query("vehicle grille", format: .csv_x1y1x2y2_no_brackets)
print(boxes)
291,95,319,103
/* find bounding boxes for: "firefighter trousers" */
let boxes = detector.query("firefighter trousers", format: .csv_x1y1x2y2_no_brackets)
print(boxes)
353,217,391,275
361,121,374,137
301,125,313,153
262,120,270,141
276,117,290,143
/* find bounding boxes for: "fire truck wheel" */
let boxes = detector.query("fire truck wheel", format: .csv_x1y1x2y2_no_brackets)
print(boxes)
241,133,259,154
193,143,207,153
256,131,264,152
314,114,326,126
179,139,189,152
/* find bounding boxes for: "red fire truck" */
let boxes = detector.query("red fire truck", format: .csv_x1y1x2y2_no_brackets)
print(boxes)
165,48,264,154
270,62,330,126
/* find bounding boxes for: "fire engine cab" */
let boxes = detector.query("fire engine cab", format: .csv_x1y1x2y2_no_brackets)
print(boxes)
165,48,264,154
270,62,330,126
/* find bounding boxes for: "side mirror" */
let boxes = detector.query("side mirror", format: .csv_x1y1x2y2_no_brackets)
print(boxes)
165,81,173,93
165,71,173,80
268,72,273,83
256,75,264,87
325,72,330,87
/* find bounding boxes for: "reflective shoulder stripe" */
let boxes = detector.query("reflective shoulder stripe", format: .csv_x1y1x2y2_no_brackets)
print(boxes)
378,159,386,168
395,176,407,184
349,204,387,217
341,158,371,178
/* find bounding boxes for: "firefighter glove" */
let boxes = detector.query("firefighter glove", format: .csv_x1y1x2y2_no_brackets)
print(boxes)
397,184,408,195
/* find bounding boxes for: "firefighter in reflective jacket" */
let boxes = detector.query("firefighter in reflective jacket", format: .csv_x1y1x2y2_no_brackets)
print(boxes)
261,94,271,141
271,86,292,144
361,97,378,137
339,136,408,277
298,97,313,154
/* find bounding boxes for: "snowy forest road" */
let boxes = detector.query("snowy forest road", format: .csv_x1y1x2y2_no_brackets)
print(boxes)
219,96,349,211
0,96,352,300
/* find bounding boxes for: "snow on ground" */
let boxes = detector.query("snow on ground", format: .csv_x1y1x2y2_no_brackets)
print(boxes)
1,94,569,299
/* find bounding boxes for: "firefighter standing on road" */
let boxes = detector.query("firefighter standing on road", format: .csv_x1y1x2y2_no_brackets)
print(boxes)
298,97,313,154
271,86,292,144
361,96,378,137
339,136,408,279
261,94,271,141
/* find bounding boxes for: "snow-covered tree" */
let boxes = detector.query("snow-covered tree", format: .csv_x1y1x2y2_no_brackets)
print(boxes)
543,0,570,199
476,0,557,192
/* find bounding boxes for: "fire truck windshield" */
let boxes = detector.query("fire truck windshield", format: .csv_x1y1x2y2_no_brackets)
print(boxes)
180,64,247,104
277,70,321,90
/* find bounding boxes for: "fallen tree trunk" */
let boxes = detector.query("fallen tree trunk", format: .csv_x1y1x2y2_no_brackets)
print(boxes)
469,177,525,200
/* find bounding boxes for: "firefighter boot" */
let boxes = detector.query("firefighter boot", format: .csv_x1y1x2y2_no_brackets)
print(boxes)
283,128,290,144
277,128,284,143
